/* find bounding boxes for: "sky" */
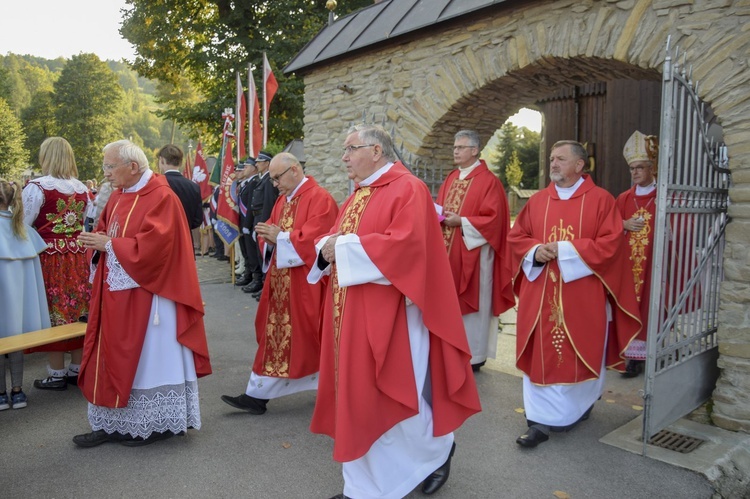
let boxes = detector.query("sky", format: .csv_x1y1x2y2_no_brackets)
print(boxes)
507,108,542,133
0,0,542,133
0,0,135,61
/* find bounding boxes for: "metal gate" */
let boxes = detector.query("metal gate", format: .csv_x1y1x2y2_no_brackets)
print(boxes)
641,38,731,452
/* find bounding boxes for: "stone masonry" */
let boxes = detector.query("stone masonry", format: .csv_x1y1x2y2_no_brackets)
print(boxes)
297,0,750,435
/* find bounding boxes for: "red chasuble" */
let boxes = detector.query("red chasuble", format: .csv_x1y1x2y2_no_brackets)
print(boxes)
616,186,656,340
79,174,211,408
436,160,514,316
252,177,338,378
311,162,481,462
508,175,641,385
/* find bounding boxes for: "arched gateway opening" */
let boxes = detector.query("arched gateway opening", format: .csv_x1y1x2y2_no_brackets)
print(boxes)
285,0,750,458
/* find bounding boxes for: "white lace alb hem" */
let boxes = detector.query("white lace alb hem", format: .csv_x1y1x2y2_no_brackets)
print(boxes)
105,240,139,291
87,380,201,438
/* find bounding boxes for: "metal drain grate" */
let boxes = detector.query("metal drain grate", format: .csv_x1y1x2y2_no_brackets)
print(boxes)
648,430,705,453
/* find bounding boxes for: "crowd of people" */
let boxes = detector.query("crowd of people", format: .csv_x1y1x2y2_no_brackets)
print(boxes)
0,125,664,497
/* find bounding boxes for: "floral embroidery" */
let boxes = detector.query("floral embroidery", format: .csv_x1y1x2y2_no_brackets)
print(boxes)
46,197,85,236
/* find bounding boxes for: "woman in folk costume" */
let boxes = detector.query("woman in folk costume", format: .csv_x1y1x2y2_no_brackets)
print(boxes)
616,131,658,377
22,137,91,390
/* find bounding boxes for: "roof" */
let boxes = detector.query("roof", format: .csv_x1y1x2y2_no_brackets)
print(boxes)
510,186,538,198
284,0,511,74
282,138,306,164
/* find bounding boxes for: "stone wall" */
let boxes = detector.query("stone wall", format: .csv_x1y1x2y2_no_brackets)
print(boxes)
300,0,750,431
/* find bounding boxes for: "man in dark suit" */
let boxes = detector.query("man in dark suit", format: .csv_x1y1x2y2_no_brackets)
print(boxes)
243,151,278,297
236,158,261,286
157,144,203,232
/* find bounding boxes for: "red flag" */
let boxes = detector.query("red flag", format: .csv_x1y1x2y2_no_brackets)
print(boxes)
193,141,213,202
263,52,278,146
236,72,247,162
183,146,192,179
248,66,262,158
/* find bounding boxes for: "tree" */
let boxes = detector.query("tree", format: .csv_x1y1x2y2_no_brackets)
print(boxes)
490,122,540,189
120,0,373,150
21,90,57,165
505,151,523,188
0,98,28,178
53,54,125,180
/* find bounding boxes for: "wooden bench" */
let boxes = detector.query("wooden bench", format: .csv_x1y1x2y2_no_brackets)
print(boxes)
0,322,87,355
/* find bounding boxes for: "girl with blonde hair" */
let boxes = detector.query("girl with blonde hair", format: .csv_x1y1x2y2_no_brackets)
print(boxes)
0,179,51,409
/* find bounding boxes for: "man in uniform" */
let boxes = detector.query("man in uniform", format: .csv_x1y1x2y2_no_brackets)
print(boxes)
243,151,278,298
235,158,260,287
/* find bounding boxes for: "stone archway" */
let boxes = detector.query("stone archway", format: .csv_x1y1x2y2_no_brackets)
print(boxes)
297,0,750,432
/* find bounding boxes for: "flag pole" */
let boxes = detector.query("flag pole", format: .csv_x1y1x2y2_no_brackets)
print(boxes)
263,53,268,147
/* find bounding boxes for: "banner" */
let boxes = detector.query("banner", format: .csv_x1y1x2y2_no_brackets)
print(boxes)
214,137,240,246
183,145,192,179
263,52,278,146
210,110,234,186
192,141,213,202
236,72,247,162
248,65,262,158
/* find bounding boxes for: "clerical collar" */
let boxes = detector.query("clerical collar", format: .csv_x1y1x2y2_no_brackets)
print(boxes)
635,182,656,195
554,176,585,200
359,162,394,187
458,160,481,180
286,176,308,201
165,169,180,174
122,168,153,193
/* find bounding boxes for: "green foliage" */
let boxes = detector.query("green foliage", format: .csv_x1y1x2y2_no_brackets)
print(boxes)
489,122,540,189
21,91,57,164
53,54,125,181
0,98,28,178
505,150,523,188
120,0,372,150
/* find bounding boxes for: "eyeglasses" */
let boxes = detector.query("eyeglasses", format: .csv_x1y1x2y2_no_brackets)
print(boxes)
343,144,375,155
453,145,476,151
270,166,292,184
629,165,648,172
102,161,129,172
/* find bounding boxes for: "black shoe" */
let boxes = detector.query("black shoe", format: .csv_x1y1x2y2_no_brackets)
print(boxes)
215,255,230,262
471,361,486,372
516,425,549,448
221,394,268,415
120,431,176,447
421,442,456,495
73,430,128,448
66,375,78,386
34,376,67,391
235,276,252,286
243,280,264,294
622,360,644,378
329,495,352,499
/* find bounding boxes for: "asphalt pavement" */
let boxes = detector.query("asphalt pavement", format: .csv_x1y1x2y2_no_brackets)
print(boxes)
0,254,716,498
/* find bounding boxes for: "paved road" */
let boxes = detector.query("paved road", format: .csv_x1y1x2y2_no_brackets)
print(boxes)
1,255,715,498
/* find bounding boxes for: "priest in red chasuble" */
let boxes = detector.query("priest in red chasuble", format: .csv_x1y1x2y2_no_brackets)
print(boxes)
616,131,659,377
308,124,481,499
74,140,211,448
436,129,514,372
221,152,338,415
508,140,640,449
